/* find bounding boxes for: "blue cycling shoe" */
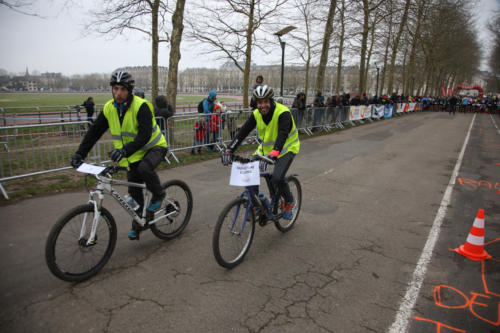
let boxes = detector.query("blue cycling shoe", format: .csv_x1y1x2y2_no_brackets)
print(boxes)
147,200,162,212
148,193,165,212
128,229,139,240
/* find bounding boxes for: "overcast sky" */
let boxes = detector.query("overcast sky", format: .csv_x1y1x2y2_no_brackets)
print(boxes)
0,0,498,76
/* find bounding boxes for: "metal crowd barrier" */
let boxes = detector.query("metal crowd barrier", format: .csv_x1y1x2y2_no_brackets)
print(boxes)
0,121,114,199
164,109,258,162
0,102,248,127
0,103,423,199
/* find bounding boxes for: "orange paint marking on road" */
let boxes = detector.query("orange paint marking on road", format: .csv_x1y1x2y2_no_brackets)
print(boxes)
482,239,500,297
433,285,469,309
413,316,466,332
469,292,500,326
457,178,500,192
429,238,500,328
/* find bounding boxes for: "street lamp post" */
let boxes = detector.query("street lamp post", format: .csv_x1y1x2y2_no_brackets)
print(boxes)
274,26,296,97
375,64,380,98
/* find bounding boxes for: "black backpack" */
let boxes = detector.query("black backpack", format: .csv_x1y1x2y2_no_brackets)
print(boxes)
197,99,205,113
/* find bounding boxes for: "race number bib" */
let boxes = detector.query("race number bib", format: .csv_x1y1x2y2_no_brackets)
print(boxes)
229,161,260,186
76,163,106,175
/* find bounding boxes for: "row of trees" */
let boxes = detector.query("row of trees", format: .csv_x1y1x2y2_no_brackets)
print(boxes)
3,0,497,107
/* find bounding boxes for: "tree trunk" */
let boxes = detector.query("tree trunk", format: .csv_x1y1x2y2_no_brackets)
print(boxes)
386,0,411,95
379,2,393,95
364,16,376,94
242,0,255,108
401,46,408,95
305,59,310,99
405,0,426,96
167,0,186,112
151,0,160,101
358,0,370,95
336,0,345,96
314,0,336,93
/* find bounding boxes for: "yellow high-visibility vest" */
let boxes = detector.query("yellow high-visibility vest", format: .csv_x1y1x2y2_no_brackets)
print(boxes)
253,102,300,158
103,96,167,167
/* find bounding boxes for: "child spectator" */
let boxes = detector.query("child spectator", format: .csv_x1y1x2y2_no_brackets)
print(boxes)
191,116,207,155
210,104,224,149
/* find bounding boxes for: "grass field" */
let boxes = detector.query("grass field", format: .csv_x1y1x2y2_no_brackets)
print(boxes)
0,93,237,112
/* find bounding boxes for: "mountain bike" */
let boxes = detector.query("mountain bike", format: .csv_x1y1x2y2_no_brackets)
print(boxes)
212,154,302,268
45,164,193,282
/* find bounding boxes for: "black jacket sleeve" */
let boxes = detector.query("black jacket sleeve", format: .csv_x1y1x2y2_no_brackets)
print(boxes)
75,111,109,159
123,102,153,156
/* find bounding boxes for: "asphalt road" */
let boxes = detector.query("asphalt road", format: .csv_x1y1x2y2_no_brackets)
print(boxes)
0,111,498,333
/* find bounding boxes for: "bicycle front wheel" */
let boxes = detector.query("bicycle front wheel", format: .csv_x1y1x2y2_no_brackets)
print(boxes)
45,204,117,282
212,198,255,269
150,179,193,240
274,176,302,232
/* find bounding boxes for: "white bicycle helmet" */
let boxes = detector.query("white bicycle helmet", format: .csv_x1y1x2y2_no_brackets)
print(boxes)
253,85,274,100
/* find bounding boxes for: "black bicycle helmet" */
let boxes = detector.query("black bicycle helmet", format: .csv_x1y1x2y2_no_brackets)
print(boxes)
253,85,274,100
110,70,135,91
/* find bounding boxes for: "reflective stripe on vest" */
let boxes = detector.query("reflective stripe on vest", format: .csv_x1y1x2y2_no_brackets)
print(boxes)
103,96,167,166
253,102,300,158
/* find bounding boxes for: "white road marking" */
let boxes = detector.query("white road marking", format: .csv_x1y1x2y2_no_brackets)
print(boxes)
489,114,500,134
388,114,476,333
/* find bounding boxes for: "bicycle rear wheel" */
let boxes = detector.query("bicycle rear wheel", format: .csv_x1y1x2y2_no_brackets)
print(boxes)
212,198,255,269
274,176,302,232
45,204,117,282
150,179,193,240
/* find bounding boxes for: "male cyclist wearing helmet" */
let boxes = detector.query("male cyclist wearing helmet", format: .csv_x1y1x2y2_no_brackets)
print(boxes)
70,70,168,240
221,85,300,219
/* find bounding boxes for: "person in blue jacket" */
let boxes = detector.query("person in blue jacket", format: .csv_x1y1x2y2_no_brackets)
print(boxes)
203,90,217,150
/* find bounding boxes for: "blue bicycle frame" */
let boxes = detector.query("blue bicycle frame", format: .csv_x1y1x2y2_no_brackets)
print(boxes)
230,171,285,234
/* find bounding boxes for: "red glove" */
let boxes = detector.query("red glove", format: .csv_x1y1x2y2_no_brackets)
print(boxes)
268,150,280,158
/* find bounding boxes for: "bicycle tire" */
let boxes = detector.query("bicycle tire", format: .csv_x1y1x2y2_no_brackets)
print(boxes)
150,179,193,240
274,176,302,232
45,204,117,282
212,197,255,269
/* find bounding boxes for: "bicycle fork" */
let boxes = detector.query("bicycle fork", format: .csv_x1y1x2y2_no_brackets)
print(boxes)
81,190,104,246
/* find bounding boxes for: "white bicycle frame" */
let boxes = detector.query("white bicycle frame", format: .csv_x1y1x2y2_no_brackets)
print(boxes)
80,173,180,246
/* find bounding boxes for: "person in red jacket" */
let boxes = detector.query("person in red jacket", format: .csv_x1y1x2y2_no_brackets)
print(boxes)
191,116,207,155
209,104,223,149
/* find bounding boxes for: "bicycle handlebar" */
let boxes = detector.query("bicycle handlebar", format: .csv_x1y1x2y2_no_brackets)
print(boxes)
100,165,128,176
230,154,275,165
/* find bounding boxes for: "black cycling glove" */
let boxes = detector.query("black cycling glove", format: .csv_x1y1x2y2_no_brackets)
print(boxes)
70,153,83,168
109,148,127,162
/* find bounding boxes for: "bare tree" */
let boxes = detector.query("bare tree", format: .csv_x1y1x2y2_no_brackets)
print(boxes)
352,0,384,95
417,0,480,96
386,0,411,95
378,0,394,95
403,0,429,95
335,0,346,95
86,0,171,101
0,0,42,16
487,10,500,92
314,0,336,93
188,0,287,107
287,0,323,98
166,0,186,112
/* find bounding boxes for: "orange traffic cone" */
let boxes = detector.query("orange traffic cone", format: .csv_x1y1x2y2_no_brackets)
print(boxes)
453,209,491,261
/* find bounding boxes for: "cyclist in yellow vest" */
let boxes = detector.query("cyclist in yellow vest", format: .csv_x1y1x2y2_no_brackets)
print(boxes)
70,71,168,239
221,85,300,219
